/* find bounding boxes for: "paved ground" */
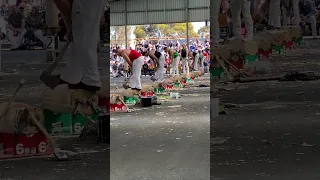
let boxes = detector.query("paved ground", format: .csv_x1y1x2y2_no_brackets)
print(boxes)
110,76,210,180
212,39,320,180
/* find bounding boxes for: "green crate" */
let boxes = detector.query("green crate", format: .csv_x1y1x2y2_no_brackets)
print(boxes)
272,45,284,55
155,86,166,93
210,67,224,78
174,82,180,88
244,54,258,64
44,109,98,135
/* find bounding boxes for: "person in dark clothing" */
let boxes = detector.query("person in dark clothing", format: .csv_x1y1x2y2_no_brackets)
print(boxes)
57,13,67,41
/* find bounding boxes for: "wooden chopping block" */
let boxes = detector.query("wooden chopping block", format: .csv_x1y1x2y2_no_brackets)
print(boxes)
226,39,258,55
268,30,285,46
141,84,154,92
280,28,293,42
0,102,44,134
290,27,301,38
42,84,98,115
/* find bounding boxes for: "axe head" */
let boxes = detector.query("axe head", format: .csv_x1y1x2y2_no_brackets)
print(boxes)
123,84,129,90
40,71,61,90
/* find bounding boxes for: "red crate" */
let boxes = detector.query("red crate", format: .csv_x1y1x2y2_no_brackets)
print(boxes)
110,103,127,112
147,92,154,96
0,132,53,160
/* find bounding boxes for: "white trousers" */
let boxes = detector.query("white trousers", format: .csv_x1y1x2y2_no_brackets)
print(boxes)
172,56,180,76
230,0,253,40
268,0,281,28
211,0,222,46
193,54,199,71
7,28,26,48
60,0,105,87
306,15,317,36
154,55,165,81
291,0,300,25
129,56,144,89
282,0,300,25
34,29,49,46
181,57,189,74
199,56,205,70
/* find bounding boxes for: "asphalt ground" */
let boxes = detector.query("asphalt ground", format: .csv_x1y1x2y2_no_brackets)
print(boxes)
211,39,320,180
110,76,210,180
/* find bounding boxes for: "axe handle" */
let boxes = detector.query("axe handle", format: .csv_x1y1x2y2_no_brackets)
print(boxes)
0,80,24,123
46,41,71,73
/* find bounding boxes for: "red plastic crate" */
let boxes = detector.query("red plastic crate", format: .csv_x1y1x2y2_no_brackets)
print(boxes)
110,103,127,112
0,132,53,160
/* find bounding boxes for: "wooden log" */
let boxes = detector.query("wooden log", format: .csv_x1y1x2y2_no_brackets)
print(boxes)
0,103,44,134
42,84,98,115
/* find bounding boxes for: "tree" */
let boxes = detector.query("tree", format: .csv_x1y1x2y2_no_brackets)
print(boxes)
133,25,147,39
171,23,199,38
110,26,132,45
132,23,199,39
198,26,210,38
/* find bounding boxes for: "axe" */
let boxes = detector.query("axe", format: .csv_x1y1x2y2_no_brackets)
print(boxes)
40,41,71,89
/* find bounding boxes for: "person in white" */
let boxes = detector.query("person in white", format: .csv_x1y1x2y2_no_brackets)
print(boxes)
7,5,27,50
26,6,49,48
282,0,301,26
299,0,317,37
199,49,205,73
146,48,165,81
211,0,229,46
190,50,200,71
49,0,105,92
230,0,253,40
164,47,180,76
114,48,144,90
268,0,281,29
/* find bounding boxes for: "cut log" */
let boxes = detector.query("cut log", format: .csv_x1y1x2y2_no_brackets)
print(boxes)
0,102,43,134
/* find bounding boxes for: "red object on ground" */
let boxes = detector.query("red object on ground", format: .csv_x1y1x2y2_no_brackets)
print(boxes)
258,49,272,58
284,41,294,50
147,92,154,96
0,132,53,160
140,92,147,97
229,58,244,69
167,84,174,89
110,103,127,112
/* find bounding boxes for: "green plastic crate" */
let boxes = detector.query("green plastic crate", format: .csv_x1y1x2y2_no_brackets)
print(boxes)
272,45,284,55
210,67,224,78
244,54,259,64
174,82,180,88
44,109,98,135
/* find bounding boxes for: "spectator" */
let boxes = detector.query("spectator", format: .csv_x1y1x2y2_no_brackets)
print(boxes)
58,13,67,41
7,5,27,50
26,6,49,48
17,0,32,18
299,0,317,37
